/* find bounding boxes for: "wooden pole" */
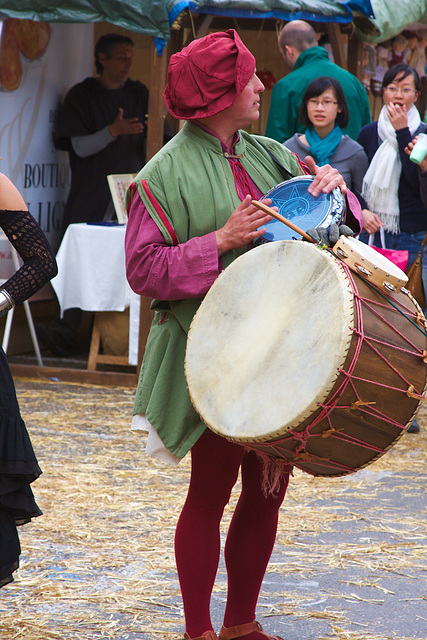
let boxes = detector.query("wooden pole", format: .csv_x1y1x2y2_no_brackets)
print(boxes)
347,32,364,82
326,24,347,70
146,39,169,162
137,39,169,373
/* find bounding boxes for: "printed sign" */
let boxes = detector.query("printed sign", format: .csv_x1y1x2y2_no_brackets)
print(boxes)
0,20,93,278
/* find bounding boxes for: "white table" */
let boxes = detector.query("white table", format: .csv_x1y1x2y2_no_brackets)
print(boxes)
51,222,140,366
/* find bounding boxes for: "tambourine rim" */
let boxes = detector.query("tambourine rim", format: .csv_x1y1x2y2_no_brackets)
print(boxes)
260,176,345,242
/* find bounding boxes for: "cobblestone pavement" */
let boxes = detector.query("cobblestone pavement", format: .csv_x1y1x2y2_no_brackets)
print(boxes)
0,379,425,640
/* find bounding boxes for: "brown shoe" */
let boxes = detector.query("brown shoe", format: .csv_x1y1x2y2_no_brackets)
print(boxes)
183,631,219,640
219,620,284,640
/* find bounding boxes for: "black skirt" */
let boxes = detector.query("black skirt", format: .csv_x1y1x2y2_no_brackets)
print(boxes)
0,350,42,587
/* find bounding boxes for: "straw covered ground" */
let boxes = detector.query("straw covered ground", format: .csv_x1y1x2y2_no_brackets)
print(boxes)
0,378,426,640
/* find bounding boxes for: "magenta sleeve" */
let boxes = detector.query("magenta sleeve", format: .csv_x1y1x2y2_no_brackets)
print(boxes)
125,193,221,300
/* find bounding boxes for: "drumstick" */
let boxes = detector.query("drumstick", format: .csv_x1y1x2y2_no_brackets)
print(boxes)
251,199,316,243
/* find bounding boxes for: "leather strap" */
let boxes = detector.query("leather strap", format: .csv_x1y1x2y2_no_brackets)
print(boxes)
219,621,260,639
184,631,218,640
219,620,284,640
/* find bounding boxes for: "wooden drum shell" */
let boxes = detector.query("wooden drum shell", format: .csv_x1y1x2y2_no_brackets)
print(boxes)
185,241,427,477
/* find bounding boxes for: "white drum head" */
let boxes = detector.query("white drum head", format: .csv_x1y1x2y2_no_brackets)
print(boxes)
185,241,355,442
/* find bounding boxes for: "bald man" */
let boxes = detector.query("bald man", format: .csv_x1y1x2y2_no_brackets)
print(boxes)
265,20,371,142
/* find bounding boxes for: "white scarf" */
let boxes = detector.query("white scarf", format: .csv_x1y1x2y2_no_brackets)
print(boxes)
362,104,421,234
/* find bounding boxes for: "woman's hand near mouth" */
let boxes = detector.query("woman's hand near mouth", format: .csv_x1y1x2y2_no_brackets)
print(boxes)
386,101,408,131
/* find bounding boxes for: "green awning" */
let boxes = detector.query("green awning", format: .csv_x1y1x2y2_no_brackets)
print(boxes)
355,0,427,43
0,0,375,42
0,0,180,39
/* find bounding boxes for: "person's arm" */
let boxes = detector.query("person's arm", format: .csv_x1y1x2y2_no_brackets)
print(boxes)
71,106,146,158
405,135,427,208
0,174,57,311
125,198,220,301
396,127,421,189
125,192,273,301
71,126,114,158
351,148,370,197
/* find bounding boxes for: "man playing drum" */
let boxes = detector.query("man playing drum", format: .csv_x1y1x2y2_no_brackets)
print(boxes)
125,30,364,640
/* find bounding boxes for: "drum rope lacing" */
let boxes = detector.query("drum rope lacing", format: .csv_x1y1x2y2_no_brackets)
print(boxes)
328,242,427,337
241,260,427,476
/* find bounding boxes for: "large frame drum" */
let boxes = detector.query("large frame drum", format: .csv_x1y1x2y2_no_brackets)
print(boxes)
185,241,427,477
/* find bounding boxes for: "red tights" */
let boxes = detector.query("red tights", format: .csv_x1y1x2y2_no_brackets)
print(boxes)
175,429,289,638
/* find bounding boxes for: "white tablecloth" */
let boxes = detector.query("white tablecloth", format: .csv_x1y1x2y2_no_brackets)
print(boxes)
51,222,140,365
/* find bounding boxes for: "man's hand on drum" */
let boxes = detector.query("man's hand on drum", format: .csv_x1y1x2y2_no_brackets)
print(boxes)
215,195,274,256
304,156,347,197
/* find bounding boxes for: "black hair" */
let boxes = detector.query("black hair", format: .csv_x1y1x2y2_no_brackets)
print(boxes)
381,63,420,91
94,33,134,75
299,76,349,129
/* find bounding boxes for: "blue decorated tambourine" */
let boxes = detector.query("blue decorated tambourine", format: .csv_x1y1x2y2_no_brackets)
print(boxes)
257,175,345,242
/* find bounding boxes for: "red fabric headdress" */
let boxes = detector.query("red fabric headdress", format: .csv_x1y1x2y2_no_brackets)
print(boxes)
164,29,256,120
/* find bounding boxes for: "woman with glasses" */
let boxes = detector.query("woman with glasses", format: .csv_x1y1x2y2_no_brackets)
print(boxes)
358,63,427,243
284,76,370,213
357,63,427,434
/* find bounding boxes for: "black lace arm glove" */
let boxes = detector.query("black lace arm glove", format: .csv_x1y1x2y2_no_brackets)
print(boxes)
0,209,58,308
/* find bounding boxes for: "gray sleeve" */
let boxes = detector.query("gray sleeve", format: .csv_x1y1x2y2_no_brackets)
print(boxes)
351,149,370,195
71,126,115,158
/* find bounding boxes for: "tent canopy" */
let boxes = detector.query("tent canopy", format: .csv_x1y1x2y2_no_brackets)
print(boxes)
0,0,375,42
0,0,427,44
3,0,421,49
354,0,427,43
187,0,374,24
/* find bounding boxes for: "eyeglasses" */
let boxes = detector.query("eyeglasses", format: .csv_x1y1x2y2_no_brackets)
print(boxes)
307,99,338,108
384,86,417,95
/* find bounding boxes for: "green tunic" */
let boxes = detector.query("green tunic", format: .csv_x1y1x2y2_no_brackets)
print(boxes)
127,121,304,458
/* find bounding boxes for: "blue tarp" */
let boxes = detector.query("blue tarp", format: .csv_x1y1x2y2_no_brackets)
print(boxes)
187,0,374,24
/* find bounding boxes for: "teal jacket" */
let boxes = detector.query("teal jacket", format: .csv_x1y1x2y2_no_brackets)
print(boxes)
265,47,371,143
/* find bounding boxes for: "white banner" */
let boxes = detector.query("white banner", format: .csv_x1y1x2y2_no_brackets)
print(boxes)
0,21,93,278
